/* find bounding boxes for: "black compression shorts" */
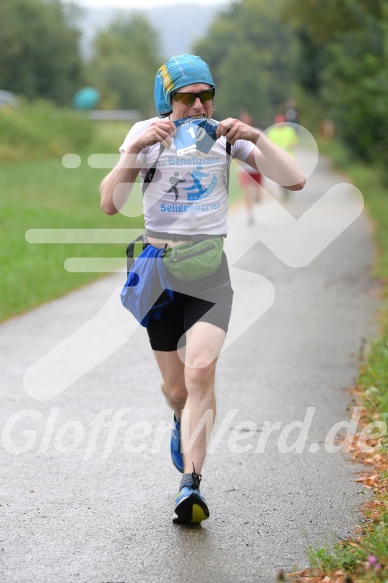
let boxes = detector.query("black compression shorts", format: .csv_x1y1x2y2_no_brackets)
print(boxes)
146,252,234,352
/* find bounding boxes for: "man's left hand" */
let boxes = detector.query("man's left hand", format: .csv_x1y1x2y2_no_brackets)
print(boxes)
216,118,260,145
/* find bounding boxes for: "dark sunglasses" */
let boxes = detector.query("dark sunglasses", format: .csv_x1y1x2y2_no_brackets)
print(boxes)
171,87,215,106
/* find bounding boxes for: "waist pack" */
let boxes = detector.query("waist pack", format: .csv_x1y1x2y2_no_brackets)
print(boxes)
162,237,223,281
120,244,174,327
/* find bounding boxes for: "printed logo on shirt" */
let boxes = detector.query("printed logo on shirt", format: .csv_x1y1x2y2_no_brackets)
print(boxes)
162,165,218,205
164,172,187,202
164,156,220,167
184,166,218,201
160,202,221,213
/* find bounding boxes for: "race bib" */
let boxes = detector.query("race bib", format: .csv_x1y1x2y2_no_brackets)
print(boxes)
173,116,218,156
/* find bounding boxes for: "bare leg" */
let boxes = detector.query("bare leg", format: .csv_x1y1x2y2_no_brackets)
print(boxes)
153,350,187,419
153,322,226,474
244,179,261,224
243,184,255,225
180,322,226,473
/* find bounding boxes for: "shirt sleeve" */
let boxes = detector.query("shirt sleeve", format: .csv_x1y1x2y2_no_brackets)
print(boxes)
118,118,154,161
231,138,255,162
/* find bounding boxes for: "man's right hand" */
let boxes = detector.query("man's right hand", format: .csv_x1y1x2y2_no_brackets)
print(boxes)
128,119,176,153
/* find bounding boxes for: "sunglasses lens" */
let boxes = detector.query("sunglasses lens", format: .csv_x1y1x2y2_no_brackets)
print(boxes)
200,89,215,102
172,88,215,106
175,93,195,105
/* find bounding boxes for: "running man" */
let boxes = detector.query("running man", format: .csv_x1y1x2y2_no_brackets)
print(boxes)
100,54,306,524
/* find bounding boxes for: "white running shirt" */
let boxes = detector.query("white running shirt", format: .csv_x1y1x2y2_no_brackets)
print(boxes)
120,117,255,236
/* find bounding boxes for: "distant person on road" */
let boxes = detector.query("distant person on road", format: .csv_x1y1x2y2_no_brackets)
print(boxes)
237,111,263,225
284,99,300,125
319,119,335,140
100,54,306,525
267,114,299,200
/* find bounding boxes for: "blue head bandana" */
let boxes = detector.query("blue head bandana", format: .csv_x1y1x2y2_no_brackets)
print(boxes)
154,54,215,115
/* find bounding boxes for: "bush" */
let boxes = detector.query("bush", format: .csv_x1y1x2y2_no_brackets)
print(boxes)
0,99,96,161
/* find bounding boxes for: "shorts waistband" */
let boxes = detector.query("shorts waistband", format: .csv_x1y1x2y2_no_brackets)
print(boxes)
145,229,226,242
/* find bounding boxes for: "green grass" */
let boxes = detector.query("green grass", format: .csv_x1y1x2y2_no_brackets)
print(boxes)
307,538,362,573
0,120,138,321
358,338,388,428
305,514,388,581
0,120,244,322
0,100,96,161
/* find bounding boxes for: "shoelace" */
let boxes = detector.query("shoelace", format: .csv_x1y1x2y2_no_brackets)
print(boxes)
191,462,202,490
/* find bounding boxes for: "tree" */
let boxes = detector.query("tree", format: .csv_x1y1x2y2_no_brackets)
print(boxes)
88,13,161,116
193,0,297,125
0,0,84,105
214,44,271,126
283,0,388,165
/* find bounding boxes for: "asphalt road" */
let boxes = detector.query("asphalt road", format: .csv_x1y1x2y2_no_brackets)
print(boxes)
0,150,380,582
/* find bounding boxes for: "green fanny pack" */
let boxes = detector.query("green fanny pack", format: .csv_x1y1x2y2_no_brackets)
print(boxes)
162,237,224,281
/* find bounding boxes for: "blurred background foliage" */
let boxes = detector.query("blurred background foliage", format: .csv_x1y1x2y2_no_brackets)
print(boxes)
193,0,297,125
282,0,388,171
0,99,95,161
87,13,161,115
0,0,387,166
0,0,83,105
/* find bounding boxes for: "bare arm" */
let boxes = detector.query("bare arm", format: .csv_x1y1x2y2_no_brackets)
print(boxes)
216,118,306,191
100,148,141,215
100,118,176,215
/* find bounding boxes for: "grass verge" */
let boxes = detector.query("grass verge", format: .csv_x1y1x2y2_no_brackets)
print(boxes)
286,139,388,583
1,120,136,321
0,100,96,161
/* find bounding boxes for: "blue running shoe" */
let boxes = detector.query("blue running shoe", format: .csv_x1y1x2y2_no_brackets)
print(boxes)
173,466,209,524
170,414,184,473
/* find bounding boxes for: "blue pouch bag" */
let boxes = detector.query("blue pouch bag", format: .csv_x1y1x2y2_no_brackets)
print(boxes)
121,245,174,327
